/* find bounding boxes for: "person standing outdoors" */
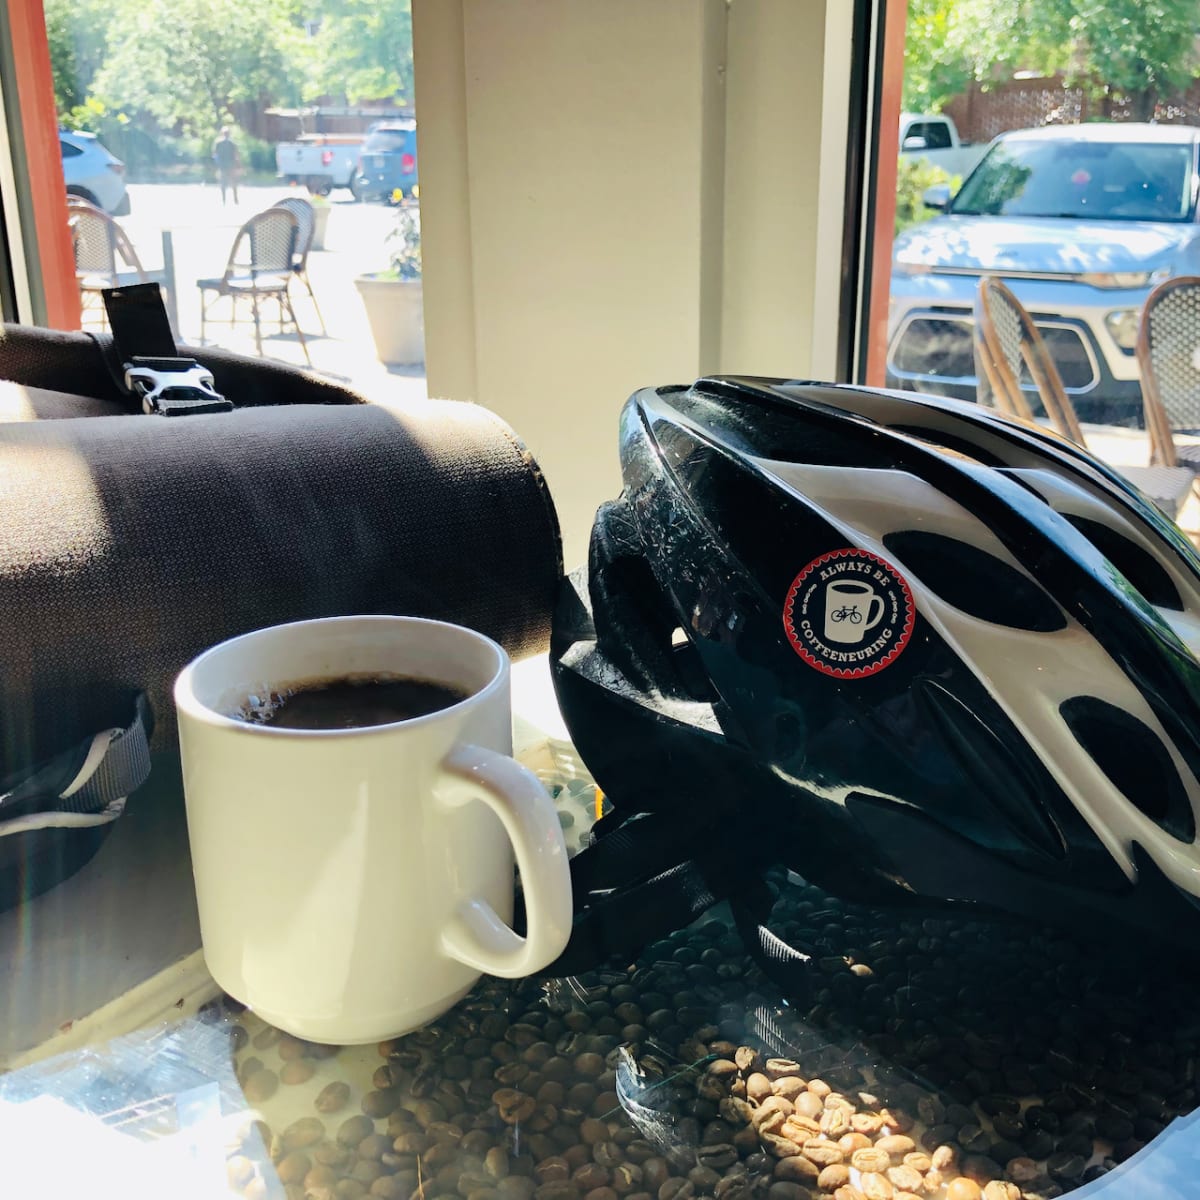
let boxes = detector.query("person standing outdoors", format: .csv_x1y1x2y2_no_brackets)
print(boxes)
212,126,241,205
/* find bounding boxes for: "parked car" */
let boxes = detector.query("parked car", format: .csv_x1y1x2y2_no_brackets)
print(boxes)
351,120,418,203
60,129,129,216
275,134,364,196
887,123,1200,425
899,112,988,178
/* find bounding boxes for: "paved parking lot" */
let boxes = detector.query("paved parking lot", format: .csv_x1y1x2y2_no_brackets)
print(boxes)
113,182,427,405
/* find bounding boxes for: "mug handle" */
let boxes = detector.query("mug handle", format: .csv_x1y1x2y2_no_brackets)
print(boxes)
864,595,885,632
437,744,573,977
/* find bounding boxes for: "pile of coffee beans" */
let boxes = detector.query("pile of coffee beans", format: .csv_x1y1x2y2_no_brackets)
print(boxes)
210,763,1200,1200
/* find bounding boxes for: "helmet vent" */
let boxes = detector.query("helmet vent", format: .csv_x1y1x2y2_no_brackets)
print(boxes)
1060,514,1183,611
882,531,1066,632
1060,696,1195,842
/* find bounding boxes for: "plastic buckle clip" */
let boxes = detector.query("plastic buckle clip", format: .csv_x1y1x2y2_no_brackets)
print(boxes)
123,356,232,417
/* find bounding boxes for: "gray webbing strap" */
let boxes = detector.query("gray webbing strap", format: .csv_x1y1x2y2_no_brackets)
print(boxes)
0,695,152,836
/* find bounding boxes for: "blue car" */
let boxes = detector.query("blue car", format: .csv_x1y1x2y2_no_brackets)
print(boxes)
351,120,418,203
886,123,1200,425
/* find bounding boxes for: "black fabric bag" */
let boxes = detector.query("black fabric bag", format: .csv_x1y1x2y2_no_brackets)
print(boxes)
0,319,562,910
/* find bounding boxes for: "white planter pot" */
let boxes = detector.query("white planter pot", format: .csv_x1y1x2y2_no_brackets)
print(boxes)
354,274,424,366
311,204,331,251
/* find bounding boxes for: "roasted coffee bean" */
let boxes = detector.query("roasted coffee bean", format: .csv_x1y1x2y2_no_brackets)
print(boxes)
315,1081,352,1114
280,1059,316,1086
657,1180,694,1200
696,1144,737,1170
361,1090,400,1118
593,1142,624,1169
242,1067,279,1103
282,1117,326,1152
1046,1152,1086,1181
276,1151,312,1185
767,1184,809,1200
253,1024,282,1050
337,1115,375,1148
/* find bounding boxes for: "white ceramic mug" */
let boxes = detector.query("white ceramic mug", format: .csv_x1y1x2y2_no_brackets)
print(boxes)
174,615,573,1044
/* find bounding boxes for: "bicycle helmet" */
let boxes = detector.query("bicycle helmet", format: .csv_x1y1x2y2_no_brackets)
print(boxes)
549,376,1200,971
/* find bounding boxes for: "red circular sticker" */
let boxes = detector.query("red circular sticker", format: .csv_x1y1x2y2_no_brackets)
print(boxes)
782,549,915,678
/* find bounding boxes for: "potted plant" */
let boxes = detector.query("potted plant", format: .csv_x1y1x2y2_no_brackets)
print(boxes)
353,205,424,366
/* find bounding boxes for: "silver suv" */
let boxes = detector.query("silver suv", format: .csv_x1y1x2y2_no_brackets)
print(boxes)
60,130,130,216
886,123,1200,425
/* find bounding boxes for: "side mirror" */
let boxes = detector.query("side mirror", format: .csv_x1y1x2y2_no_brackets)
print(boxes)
922,184,952,211
902,135,928,151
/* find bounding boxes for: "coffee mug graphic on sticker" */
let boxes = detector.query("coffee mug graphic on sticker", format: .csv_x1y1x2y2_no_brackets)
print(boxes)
174,615,573,1045
823,579,885,644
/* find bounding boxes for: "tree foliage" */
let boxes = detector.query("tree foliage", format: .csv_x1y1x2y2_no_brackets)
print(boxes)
91,0,305,141
306,0,413,106
45,0,413,155
903,0,1200,118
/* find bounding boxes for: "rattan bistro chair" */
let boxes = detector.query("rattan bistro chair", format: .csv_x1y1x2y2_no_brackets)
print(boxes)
1137,275,1200,470
271,196,326,334
68,198,151,327
975,276,1196,520
197,207,311,365
974,276,1085,441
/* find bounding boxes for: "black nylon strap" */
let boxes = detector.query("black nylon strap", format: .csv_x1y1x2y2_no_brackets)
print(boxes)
731,875,816,1001
0,694,152,819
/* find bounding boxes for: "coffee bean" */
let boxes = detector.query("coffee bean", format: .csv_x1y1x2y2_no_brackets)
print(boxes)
1046,1152,1086,1181
858,1174,891,1200
242,1067,279,1103
282,1117,326,1152
946,1181,982,1200
850,1147,891,1175
361,1090,399,1118
316,1081,352,1114
492,1089,537,1125
337,1115,375,1148
280,1059,316,1086
982,1184,1020,1200
276,1151,311,1185
767,1183,808,1200
657,1180,693,1200
252,1024,282,1050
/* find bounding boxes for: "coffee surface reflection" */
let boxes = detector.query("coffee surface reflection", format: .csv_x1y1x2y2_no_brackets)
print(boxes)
238,675,471,729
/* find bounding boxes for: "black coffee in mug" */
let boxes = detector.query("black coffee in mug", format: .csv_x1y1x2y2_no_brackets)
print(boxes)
237,675,471,730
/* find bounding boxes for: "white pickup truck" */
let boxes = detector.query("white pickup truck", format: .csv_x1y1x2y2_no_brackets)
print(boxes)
275,134,364,196
899,113,988,178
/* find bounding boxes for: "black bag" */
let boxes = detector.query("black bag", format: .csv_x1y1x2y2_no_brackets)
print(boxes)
0,298,562,909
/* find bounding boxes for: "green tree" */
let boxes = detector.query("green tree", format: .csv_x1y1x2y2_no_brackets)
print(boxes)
305,0,413,105
902,0,1200,120
91,0,307,141
43,0,113,116
1059,1,1200,119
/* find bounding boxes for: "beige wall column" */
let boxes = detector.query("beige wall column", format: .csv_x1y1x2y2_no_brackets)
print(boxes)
414,0,850,569
721,0,850,379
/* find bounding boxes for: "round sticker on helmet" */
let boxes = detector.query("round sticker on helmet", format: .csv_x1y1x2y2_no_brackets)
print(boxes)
783,549,915,678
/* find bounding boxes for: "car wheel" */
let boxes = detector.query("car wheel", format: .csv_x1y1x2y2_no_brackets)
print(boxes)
350,173,373,203
306,179,333,198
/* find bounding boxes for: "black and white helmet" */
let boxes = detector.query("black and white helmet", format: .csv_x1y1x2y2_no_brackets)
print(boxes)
549,376,1200,972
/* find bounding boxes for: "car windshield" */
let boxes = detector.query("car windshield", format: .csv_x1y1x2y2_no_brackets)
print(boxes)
364,131,411,153
950,137,1196,222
